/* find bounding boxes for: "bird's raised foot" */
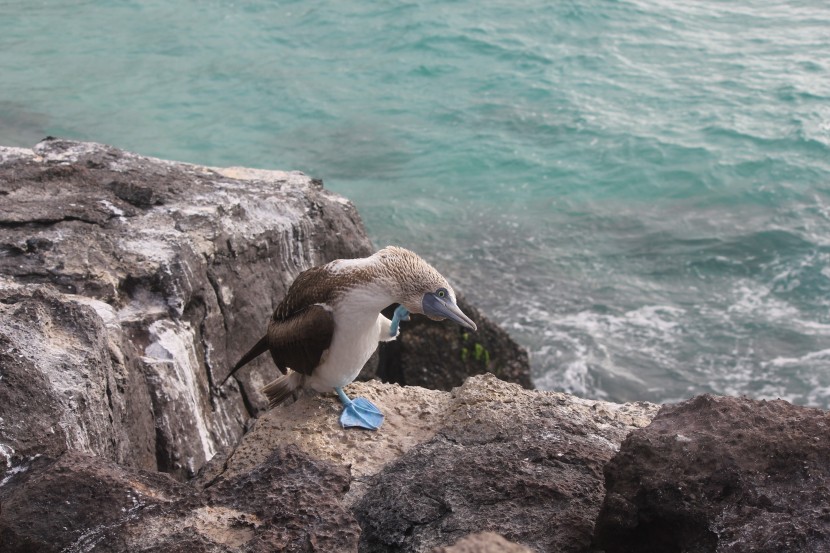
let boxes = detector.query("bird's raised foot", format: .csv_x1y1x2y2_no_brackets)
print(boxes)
340,397,385,430
390,304,410,336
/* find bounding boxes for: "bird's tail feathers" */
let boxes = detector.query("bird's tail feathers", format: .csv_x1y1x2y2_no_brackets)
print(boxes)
220,335,269,386
262,370,305,409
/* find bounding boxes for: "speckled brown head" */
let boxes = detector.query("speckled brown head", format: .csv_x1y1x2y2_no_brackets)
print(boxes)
373,246,476,329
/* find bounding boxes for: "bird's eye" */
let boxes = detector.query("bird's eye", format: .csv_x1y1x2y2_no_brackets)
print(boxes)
437,289,446,298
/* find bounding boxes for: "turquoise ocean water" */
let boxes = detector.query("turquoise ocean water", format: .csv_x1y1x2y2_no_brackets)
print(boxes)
2,1,829,407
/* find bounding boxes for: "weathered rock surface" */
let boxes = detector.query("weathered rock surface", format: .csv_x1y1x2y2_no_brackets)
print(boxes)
217,374,658,552
0,373,658,553
592,394,830,553
0,283,156,472
354,375,657,553
0,139,532,485
0,446,359,552
0,138,372,480
12,139,826,552
376,298,533,390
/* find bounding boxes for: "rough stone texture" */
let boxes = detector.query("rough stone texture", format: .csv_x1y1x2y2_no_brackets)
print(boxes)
0,375,661,553
0,139,569,552
431,532,535,553
0,138,372,480
0,139,532,484
353,375,657,553
0,282,155,472
592,394,830,553
0,447,359,552
217,374,657,552
218,379,454,507
377,297,533,391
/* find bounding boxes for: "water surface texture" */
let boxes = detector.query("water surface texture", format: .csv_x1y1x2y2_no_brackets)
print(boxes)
2,0,829,406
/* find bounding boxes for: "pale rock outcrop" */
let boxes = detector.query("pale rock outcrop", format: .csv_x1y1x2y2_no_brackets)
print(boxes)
211,374,658,552
0,138,372,479
0,138,531,483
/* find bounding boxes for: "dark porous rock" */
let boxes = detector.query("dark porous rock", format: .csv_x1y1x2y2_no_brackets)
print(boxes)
0,446,358,553
353,374,657,553
0,138,371,480
592,394,830,553
375,296,533,391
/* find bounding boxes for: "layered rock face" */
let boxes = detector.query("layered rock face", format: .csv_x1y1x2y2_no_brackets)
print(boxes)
0,138,373,479
593,394,830,553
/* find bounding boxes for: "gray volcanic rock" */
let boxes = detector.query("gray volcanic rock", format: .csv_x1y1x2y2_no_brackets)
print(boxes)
592,394,830,553
376,297,533,390
0,138,372,479
0,283,155,471
0,447,359,552
348,375,658,553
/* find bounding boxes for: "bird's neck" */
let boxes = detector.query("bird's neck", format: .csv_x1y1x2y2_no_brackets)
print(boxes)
335,279,398,315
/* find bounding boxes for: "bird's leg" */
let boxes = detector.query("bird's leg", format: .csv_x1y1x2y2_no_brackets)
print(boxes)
335,386,384,430
390,305,410,336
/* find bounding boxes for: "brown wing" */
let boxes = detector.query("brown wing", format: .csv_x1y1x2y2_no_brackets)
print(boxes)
267,304,334,376
223,265,340,385
273,266,339,321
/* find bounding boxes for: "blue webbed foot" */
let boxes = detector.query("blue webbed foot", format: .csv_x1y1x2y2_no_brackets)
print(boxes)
335,387,385,430
340,397,385,430
390,305,410,336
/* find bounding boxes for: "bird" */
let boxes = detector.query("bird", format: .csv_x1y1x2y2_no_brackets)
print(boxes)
221,245,477,430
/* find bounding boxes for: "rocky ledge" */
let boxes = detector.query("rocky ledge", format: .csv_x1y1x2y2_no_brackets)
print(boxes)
1,140,829,552
2,375,656,552
0,138,530,480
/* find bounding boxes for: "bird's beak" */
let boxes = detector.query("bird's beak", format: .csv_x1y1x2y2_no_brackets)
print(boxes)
422,293,477,331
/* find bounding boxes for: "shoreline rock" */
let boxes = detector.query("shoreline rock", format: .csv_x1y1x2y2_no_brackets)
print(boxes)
1,375,658,552
0,138,530,483
0,446,360,552
2,139,829,552
593,394,830,553
1,138,375,479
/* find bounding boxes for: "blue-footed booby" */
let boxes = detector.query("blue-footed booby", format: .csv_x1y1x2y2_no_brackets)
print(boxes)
223,246,477,430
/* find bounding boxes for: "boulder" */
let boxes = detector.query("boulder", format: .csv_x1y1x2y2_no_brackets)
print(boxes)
1,140,594,552
217,374,658,552
592,394,830,553
0,446,359,552
0,138,372,479
375,297,533,391
0,139,532,483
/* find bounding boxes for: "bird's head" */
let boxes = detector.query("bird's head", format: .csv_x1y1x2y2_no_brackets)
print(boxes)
377,246,477,331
